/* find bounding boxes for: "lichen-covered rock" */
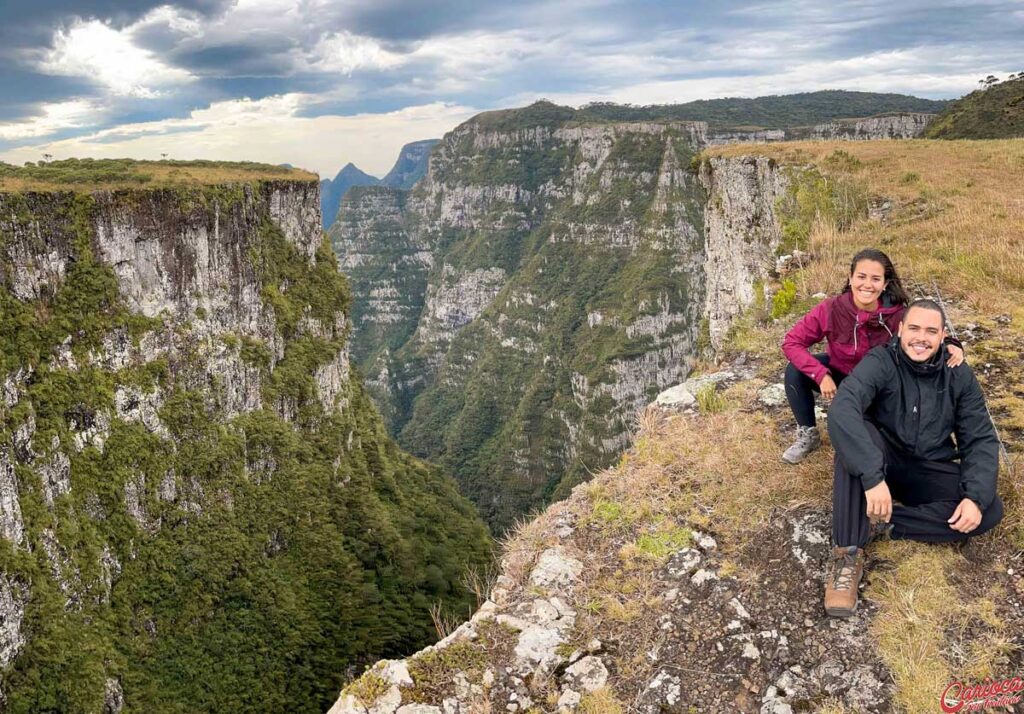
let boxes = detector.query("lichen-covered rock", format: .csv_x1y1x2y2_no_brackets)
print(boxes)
529,547,584,589
564,656,609,692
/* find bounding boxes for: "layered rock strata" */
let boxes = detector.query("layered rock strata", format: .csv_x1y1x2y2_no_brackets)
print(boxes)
332,114,709,531
708,112,935,144
334,111,802,533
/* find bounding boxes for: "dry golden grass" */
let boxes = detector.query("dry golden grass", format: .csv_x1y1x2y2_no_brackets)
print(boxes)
0,160,316,192
578,687,626,714
868,544,958,713
707,139,1024,316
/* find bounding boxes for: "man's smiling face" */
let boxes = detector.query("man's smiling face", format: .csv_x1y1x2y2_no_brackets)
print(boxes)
898,306,947,362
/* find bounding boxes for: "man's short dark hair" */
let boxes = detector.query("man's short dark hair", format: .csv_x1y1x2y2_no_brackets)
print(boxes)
905,298,948,326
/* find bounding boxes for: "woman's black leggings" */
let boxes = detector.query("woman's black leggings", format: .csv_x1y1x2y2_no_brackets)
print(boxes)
784,353,846,427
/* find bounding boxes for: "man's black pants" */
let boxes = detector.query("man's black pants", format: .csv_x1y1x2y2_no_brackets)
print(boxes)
833,422,1004,548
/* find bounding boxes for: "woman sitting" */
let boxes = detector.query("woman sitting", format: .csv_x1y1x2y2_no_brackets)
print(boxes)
780,248,963,463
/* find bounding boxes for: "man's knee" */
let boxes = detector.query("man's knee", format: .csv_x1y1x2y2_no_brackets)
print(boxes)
973,496,1004,537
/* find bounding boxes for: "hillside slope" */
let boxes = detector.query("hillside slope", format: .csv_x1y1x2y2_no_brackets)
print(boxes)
0,164,492,711
330,138,1024,714
925,75,1024,139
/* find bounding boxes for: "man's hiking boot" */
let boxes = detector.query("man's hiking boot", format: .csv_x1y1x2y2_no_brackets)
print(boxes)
782,425,821,464
824,545,864,618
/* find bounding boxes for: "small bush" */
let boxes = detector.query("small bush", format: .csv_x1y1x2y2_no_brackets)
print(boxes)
770,279,798,319
824,149,862,172
341,673,391,706
901,171,921,184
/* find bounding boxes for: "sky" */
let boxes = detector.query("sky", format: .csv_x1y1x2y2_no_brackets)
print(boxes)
0,0,1021,178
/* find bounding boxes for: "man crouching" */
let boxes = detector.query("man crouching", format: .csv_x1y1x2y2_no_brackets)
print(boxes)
824,299,1004,617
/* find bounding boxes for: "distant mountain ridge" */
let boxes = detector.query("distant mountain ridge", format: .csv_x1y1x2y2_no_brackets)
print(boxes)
320,140,439,229
925,75,1024,139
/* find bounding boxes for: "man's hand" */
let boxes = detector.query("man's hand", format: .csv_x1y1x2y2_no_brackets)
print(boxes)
864,481,892,522
946,344,965,368
820,375,838,401
948,498,982,533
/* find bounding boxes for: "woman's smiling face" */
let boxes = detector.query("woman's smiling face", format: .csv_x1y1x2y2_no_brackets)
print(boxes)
849,259,887,310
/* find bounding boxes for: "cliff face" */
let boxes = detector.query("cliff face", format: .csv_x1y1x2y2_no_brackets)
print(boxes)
0,180,491,711
700,156,789,349
708,112,935,144
381,139,440,189
326,155,822,714
332,113,808,533
332,117,710,532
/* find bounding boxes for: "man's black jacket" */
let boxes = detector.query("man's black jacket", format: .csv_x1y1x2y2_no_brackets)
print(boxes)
827,337,999,510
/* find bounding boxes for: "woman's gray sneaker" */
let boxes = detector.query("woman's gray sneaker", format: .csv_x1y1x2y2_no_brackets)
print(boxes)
782,425,821,464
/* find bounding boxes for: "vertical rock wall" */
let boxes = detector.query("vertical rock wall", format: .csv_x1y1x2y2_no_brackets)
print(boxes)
0,179,492,710
700,156,789,349
332,116,710,531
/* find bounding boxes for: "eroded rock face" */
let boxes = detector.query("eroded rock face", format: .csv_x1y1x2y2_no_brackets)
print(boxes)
700,156,789,350
332,117,709,531
708,113,936,145
0,181,352,693
799,113,936,141
0,575,26,668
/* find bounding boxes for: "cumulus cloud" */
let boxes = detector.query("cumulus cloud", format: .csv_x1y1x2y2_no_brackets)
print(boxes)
2,0,1022,163
0,96,475,177
308,32,405,74
36,19,194,97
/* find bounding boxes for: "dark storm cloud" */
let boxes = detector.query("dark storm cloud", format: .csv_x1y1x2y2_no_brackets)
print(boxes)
171,40,300,78
315,0,514,41
0,0,229,46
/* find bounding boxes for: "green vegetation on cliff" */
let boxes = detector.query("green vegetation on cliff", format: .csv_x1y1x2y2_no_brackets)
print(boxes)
0,184,492,712
925,75,1024,139
472,91,947,132
333,121,705,533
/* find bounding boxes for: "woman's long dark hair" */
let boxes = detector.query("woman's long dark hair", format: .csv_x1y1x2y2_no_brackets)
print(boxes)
840,248,909,306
